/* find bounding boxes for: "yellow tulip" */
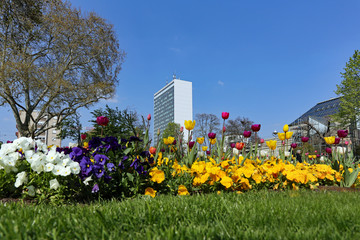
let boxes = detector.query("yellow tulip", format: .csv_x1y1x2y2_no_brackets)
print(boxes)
197,137,204,144
167,136,175,144
163,138,169,145
283,124,289,132
266,140,277,150
324,136,335,145
285,131,293,139
210,138,217,145
184,120,196,131
278,133,285,141
202,146,208,151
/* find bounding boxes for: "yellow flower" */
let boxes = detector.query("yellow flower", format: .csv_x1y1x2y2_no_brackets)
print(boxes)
163,138,170,145
145,187,157,198
184,120,196,131
285,131,293,139
210,138,217,145
83,142,89,148
178,185,190,196
283,124,289,132
202,146,208,151
163,136,175,145
324,136,335,145
197,137,204,144
149,167,165,183
220,176,233,188
266,140,277,150
278,133,285,140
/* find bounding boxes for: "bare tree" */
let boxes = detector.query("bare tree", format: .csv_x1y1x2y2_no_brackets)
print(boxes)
195,113,220,145
0,0,125,138
226,117,254,143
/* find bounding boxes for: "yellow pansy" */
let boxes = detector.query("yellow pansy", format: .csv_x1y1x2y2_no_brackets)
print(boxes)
145,187,157,198
178,185,190,196
278,133,285,141
285,131,293,139
220,176,233,188
283,124,289,132
266,140,277,150
210,138,217,145
197,137,204,144
324,136,335,145
184,120,196,131
149,167,165,183
83,142,89,148
202,146,208,151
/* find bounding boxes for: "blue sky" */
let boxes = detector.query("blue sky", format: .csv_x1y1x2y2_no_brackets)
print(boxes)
1,0,360,143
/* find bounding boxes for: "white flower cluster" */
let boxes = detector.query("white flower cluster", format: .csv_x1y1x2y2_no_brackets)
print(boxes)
0,137,81,189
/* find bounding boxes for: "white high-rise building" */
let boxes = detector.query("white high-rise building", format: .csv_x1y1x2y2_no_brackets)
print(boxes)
153,77,193,144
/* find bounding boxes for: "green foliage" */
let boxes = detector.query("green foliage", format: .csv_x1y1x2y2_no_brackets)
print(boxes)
335,50,360,127
1,191,360,239
57,112,82,144
90,105,145,140
162,122,181,139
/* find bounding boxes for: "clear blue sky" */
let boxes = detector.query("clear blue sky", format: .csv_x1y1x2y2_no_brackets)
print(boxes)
1,0,360,143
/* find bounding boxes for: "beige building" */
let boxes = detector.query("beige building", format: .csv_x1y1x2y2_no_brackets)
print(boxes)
18,110,61,146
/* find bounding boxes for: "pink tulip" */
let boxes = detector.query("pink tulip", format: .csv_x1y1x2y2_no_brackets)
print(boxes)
180,127,184,133
222,112,229,120
345,141,349,145
260,139,264,144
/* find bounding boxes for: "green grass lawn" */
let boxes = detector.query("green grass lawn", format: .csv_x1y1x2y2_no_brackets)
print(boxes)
1,190,360,239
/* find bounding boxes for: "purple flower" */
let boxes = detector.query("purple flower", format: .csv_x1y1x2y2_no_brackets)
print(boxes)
301,137,309,143
251,124,261,132
107,163,115,172
291,143,297,148
337,129,348,138
79,157,92,175
92,184,99,193
206,151,210,155
243,131,251,138
334,137,341,144
96,116,109,126
208,132,216,139
69,147,83,159
93,165,105,178
326,147,332,154
188,141,195,148
230,143,235,148
94,154,108,165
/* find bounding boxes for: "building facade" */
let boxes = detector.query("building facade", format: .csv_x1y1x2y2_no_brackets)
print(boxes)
153,78,192,144
18,110,61,146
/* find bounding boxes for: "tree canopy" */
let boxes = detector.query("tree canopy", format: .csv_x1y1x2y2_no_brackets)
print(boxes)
0,0,125,138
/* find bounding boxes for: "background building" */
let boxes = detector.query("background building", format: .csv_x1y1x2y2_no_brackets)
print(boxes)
18,110,61,146
153,76,192,144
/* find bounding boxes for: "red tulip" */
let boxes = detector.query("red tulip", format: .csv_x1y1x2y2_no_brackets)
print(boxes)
147,114,151,121
251,124,261,132
337,129,348,138
221,112,229,120
96,116,109,126
301,137,309,143
260,139,264,144
208,132,216,139
223,126,226,132
149,147,156,155
235,142,245,150
81,134,87,140
243,131,251,138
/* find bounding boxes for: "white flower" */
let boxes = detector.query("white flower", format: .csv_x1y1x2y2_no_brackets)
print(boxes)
45,163,55,172
335,147,347,155
46,150,60,163
233,148,239,155
26,185,36,197
260,150,268,157
61,157,71,167
24,150,35,163
0,143,17,155
69,161,80,174
52,165,65,176
14,171,28,188
83,176,92,186
61,166,71,176
31,158,45,173
284,152,290,157
13,137,34,151
35,140,48,152
197,151,204,157
49,179,60,190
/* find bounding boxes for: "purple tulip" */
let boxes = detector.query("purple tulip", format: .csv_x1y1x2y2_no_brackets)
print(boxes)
230,143,235,148
326,147,332,154
291,143,297,148
337,129,348,138
301,137,309,143
334,137,340,144
208,132,216,139
92,184,99,193
188,141,195,148
206,150,211,155
251,124,261,132
243,131,251,138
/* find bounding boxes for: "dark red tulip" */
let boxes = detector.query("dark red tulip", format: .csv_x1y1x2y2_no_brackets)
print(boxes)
81,134,87,140
208,132,216,139
334,137,340,144
291,143,297,148
326,147,332,154
337,129,348,138
96,116,109,126
222,112,229,120
251,124,261,132
188,141,195,148
223,126,226,132
230,143,235,148
206,151,211,155
243,131,251,138
301,137,309,143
